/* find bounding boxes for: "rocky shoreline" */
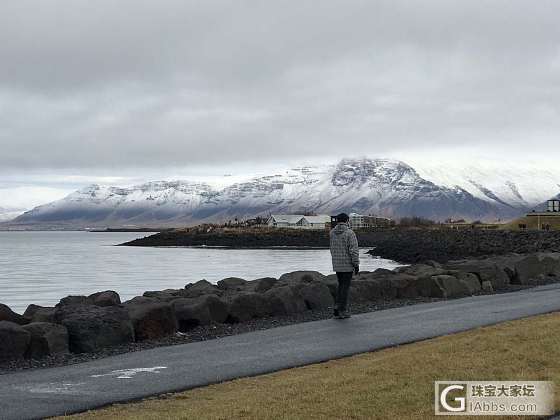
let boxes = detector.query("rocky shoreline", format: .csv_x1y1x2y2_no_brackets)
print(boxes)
2,251,560,374
122,228,560,263
0,297,442,374
366,229,560,263
122,227,332,248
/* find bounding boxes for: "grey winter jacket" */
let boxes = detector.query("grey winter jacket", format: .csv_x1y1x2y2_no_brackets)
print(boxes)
330,223,359,272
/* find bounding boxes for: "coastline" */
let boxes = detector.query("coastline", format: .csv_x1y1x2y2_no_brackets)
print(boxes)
0,295,440,375
121,227,560,263
2,251,560,374
123,245,332,250
1,280,554,376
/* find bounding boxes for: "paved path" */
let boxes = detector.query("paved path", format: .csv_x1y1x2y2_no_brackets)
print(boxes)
2,283,560,420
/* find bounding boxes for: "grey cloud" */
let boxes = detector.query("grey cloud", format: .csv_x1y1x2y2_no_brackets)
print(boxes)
1,0,560,172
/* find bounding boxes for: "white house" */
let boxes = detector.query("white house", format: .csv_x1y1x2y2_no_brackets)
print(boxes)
299,215,331,229
267,214,331,230
267,214,305,228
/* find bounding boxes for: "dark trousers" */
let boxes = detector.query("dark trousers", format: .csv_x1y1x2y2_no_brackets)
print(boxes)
335,272,353,312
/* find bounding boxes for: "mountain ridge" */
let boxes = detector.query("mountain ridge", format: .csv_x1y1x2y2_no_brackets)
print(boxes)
4,158,560,229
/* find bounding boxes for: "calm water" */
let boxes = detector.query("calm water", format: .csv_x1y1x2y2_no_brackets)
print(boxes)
0,231,401,313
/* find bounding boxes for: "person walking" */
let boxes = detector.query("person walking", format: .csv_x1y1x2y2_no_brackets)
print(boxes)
330,213,359,319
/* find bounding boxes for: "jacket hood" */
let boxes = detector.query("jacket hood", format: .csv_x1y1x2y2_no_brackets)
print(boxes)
333,223,349,234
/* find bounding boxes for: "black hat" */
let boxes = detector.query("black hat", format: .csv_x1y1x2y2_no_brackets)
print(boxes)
336,213,349,223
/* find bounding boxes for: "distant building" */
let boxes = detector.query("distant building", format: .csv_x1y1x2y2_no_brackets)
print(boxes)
267,214,331,230
298,215,332,229
267,215,304,228
349,213,394,229
330,213,394,230
548,199,560,212
522,199,560,231
348,213,366,229
442,221,500,230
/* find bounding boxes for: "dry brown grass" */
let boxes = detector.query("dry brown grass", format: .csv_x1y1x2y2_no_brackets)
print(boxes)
57,313,560,420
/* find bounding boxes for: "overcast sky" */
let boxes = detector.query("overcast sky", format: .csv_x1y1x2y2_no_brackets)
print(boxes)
2,0,560,209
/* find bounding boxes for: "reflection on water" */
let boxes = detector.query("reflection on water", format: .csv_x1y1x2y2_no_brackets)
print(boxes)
0,231,401,312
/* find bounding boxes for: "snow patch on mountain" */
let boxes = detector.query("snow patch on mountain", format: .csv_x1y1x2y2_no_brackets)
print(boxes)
0,207,25,222
408,158,560,207
7,157,560,228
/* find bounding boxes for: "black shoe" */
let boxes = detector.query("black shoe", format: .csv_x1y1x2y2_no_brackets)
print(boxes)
338,311,351,319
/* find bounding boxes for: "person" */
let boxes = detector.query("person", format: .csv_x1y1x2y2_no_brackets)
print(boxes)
329,212,359,319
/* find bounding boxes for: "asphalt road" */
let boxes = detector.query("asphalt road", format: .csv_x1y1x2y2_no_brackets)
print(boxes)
2,283,560,420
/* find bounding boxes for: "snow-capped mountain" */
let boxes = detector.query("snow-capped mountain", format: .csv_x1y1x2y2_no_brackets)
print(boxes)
6,158,560,228
407,158,560,209
0,207,25,222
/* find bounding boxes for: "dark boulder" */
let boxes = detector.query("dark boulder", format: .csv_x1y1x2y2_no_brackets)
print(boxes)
290,282,334,310
58,291,121,307
173,298,211,330
386,273,422,298
452,272,481,294
184,280,222,298
22,322,69,359
350,277,398,302
0,303,28,325
143,289,186,301
372,268,397,276
173,295,229,330
402,274,464,299
424,260,443,268
125,296,158,305
410,273,478,299
278,271,326,285
396,264,447,278
444,260,510,290
513,254,560,285
58,295,89,306
491,254,524,281
430,275,473,298
202,295,229,324
23,304,56,323
247,277,277,293
54,304,134,353
227,293,269,322
539,253,560,276
353,271,399,300
263,286,307,316
511,255,541,285
126,301,177,340
217,277,247,291
87,291,121,307
405,276,440,298
276,271,334,310
393,265,456,297
0,321,31,362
